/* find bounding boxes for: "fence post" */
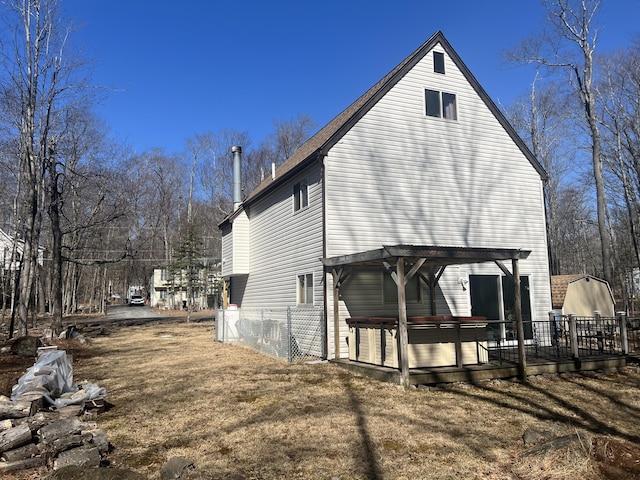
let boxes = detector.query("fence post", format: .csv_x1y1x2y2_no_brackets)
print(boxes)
569,314,579,359
287,306,292,363
321,309,327,359
594,311,604,353
260,310,264,354
549,311,557,345
618,311,629,355
220,308,225,342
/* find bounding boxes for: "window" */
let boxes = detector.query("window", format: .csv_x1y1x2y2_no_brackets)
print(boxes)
297,273,313,305
425,89,457,120
382,272,422,304
293,181,308,211
425,89,441,118
442,92,457,120
433,51,445,74
469,275,533,342
160,268,167,281
159,290,167,299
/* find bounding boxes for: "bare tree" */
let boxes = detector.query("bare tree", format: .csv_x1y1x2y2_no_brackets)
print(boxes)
195,130,252,216
0,0,92,335
505,77,575,274
598,39,640,309
262,114,317,167
508,0,612,284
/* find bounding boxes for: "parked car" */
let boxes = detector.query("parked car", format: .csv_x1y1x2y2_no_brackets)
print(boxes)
130,295,145,306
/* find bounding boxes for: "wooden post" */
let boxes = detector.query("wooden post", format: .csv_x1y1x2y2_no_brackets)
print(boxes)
618,312,628,355
594,311,604,352
569,314,579,359
428,266,437,316
512,258,527,381
454,322,463,368
332,268,341,360
396,258,410,387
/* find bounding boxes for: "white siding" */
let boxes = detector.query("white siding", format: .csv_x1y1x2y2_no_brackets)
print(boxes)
221,210,250,277
221,224,233,277
237,162,324,308
232,210,250,274
324,43,551,358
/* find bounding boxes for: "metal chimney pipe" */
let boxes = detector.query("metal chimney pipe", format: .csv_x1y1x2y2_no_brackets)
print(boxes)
232,146,242,210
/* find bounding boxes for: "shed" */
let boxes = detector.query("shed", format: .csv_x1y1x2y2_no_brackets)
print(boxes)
551,274,615,317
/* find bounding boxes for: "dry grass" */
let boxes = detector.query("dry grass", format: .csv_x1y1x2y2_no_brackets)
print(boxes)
49,322,640,478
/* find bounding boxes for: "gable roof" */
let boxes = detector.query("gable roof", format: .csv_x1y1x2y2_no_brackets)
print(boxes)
550,274,611,309
230,31,547,218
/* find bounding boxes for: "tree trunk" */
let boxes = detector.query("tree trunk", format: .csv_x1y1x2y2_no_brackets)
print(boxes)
49,165,64,336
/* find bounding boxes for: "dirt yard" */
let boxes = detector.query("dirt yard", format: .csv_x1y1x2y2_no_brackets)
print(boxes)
2,319,640,479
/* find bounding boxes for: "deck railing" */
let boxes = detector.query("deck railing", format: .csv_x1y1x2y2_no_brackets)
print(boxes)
488,313,632,365
215,307,638,367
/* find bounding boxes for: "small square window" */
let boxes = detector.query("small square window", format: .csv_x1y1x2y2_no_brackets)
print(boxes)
433,52,445,74
293,181,309,211
297,273,313,305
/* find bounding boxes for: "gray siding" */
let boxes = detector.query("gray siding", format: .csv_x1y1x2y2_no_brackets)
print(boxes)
324,43,551,358
238,162,324,309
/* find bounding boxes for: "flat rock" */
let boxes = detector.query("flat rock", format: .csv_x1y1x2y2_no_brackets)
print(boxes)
522,428,555,446
524,431,593,457
53,446,101,470
160,456,196,479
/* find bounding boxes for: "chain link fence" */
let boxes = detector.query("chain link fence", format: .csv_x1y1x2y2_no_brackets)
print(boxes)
215,307,326,362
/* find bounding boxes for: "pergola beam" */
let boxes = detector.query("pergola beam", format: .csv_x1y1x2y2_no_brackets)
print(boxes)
322,245,532,385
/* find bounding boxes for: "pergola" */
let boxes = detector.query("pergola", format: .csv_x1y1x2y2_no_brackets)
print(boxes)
322,245,532,386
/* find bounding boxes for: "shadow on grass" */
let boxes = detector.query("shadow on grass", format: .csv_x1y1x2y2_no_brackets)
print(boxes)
440,374,640,445
341,374,383,480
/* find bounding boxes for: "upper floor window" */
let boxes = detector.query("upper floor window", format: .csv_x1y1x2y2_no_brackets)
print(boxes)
433,51,445,74
293,181,308,211
160,268,167,281
425,89,457,120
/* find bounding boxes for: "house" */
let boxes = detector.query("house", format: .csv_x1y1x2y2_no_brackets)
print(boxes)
0,228,45,270
0,228,45,310
551,274,615,317
220,31,553,381
150,261,222,310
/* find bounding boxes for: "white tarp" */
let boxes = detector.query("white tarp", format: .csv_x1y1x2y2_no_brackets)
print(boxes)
11,349,106,408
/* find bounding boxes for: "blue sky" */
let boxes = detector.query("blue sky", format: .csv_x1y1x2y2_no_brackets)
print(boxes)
63,0,639,155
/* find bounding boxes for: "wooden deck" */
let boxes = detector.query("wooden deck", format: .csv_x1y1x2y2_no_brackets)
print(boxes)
331,355,627,386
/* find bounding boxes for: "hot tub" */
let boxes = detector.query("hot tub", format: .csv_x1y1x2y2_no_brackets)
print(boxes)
346,316,488,368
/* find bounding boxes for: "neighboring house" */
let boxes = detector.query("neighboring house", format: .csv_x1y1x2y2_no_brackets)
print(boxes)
0,228,45,270
220,31,552,362
0,228,45,309
551,274,615,317
150,261,222,309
